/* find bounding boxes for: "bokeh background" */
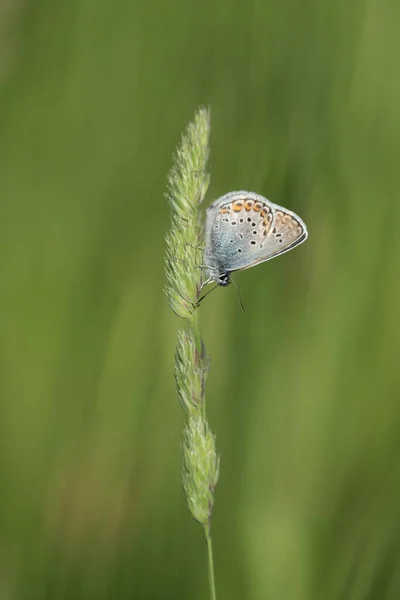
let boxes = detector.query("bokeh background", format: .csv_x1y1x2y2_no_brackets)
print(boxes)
1,0,400,598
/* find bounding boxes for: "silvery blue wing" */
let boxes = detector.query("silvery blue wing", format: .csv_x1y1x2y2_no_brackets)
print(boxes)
204,190,308,286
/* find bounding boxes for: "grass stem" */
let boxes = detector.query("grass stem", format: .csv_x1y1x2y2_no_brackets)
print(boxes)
205,527,217,600
165,107,219,600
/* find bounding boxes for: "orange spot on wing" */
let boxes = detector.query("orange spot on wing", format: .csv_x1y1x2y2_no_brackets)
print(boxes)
244,201,253,211
219,207,227,214
253,202,262,212
233,202,243,212
263,213,272,228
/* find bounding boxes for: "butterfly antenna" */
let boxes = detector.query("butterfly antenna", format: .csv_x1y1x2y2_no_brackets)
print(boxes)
231,279,245,312
198,283,219,305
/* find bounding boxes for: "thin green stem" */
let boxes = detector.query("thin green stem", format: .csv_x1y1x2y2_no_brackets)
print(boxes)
191,304,202,354
190,303,207,420
205,526,217,600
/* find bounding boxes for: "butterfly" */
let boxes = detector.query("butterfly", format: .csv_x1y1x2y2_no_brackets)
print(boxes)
204,191,308,287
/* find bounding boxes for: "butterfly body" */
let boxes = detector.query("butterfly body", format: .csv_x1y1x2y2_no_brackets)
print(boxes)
204,191,308,285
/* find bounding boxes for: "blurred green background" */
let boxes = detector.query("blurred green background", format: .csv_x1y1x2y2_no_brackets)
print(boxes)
1,0,399,598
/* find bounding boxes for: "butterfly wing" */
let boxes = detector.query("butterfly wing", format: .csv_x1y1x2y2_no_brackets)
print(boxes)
231,204,308,272
205,192,307,275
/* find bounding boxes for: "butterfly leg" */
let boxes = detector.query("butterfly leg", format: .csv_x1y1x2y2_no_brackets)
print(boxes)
184,242,205,251
199,274,213,291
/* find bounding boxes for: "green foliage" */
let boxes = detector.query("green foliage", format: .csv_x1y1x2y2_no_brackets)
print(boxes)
164,107,210,318
182,414,219,527
165,109,218,598
175,329,209,414
0,1,399,599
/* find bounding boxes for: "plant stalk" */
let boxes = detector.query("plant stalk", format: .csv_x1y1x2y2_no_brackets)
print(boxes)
205,526,217,600
165,107,219,600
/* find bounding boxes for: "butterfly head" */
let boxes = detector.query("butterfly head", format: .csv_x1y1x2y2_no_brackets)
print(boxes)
216,272,231,287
